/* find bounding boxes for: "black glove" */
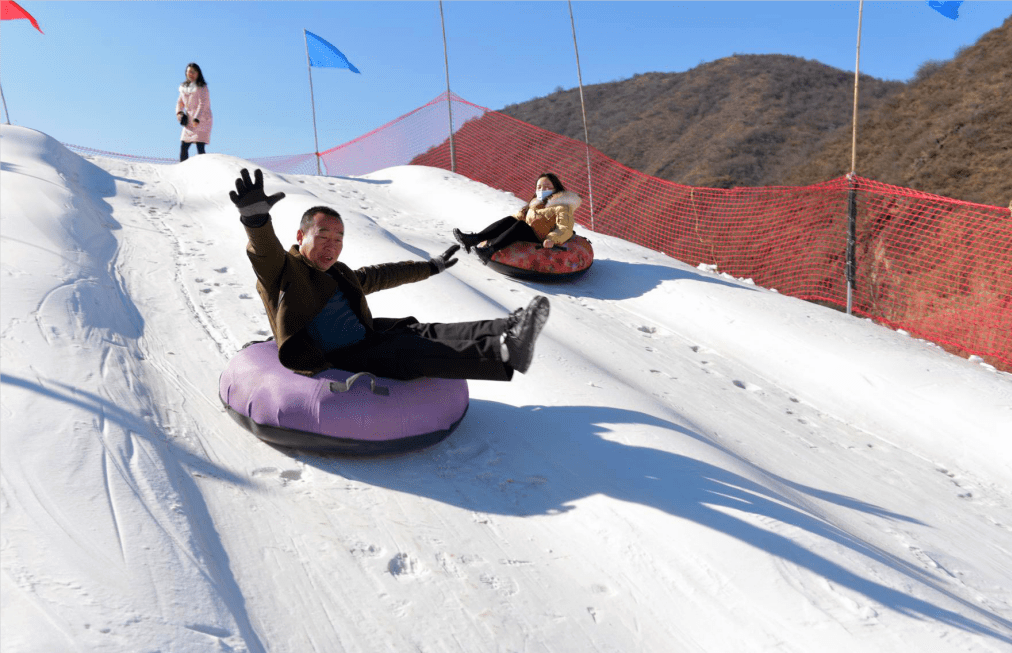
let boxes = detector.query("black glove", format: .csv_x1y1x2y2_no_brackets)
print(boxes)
429,244,460,274
229,168,286,227
179,113,188,126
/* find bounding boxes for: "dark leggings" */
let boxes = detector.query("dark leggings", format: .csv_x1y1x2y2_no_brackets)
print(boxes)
475,217,541,252
180,141,206,162
326,318,513,381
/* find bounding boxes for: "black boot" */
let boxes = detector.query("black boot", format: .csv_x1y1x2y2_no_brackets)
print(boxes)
501,296,550,374
475,245,494,265
504,305,524,331
453,228,481,254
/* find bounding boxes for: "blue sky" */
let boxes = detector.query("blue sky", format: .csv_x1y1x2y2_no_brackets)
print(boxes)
2,1,1009,161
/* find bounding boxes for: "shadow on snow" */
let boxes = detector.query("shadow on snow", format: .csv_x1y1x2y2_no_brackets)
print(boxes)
297,399,1012,644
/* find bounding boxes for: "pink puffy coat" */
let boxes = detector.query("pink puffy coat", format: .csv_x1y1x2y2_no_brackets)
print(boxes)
176,82,213,144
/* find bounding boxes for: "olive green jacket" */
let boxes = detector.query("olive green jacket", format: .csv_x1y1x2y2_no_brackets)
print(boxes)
245,219,431,375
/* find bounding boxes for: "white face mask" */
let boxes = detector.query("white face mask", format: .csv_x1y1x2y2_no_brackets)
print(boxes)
536,189,554,201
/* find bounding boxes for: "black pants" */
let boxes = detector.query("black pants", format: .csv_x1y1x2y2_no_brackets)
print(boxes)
180,141,206,162
326,317,513,381
475,217,540,252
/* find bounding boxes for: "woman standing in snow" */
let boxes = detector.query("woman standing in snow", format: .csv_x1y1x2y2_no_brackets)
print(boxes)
175,63,213,162
453,172,581,265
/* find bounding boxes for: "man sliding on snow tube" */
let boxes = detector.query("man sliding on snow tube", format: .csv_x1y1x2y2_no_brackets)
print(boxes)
230,168,550,381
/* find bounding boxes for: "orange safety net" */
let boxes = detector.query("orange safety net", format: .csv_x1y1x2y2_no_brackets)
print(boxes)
407,94,1011,371
64,92,1012,370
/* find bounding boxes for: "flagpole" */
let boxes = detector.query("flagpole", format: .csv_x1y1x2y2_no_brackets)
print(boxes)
439,1,456,173
1,81,10,124
568,0,594,231
304,29,322,176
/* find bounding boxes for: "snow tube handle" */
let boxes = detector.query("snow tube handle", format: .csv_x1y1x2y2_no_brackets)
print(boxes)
330,372,390,396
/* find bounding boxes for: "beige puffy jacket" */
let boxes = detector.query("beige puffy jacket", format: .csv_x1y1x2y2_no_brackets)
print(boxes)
511,190,581,244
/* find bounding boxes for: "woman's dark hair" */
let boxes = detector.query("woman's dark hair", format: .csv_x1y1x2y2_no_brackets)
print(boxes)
532,172,565,199
182,63,207,87
301,206,343,232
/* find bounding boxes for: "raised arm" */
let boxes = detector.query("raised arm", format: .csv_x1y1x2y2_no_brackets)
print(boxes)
229,168,288,284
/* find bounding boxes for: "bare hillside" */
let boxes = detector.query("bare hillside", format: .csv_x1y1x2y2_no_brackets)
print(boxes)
782,15,1012,207
499,54,903,190
498,18,1011,207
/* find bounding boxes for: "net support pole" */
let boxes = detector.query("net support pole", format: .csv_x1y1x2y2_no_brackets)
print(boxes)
846,0,864,315
568,0,594,231
850,0,864,176
304,29,323,176
846,177,858,315
439,1,456,173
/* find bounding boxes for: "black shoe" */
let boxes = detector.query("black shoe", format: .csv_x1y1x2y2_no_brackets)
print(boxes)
453,228,480,254
502,296,550,374
504,306,524,332
475,245,494,265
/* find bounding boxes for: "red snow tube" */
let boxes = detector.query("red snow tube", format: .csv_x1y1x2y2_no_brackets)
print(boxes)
219,341,469,455
486,234,594,281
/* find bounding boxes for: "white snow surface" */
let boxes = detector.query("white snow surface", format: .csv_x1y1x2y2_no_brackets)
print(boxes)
2,125,1011,652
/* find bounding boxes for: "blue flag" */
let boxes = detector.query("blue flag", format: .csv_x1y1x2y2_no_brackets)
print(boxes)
305,30,361,73
927,1,962,20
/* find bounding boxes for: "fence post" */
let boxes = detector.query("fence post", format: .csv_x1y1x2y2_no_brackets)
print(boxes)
846,175,858,315
845,0,864,315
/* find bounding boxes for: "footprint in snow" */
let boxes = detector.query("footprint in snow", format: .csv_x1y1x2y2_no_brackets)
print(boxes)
389,553,427,578
251,466,302,484
480,572,519,597
279,469,302,482
733,379,763,393
350,542,385,559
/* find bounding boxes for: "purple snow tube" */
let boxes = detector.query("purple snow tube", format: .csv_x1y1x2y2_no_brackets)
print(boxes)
219,341,469,455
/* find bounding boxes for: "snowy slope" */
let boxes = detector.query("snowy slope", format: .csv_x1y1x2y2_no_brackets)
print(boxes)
2,125,1011,653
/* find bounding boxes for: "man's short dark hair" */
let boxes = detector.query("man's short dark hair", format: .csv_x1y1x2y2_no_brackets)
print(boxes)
300,206,342,232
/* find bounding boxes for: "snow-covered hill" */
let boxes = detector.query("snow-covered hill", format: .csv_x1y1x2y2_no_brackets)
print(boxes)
2,125,1011,652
